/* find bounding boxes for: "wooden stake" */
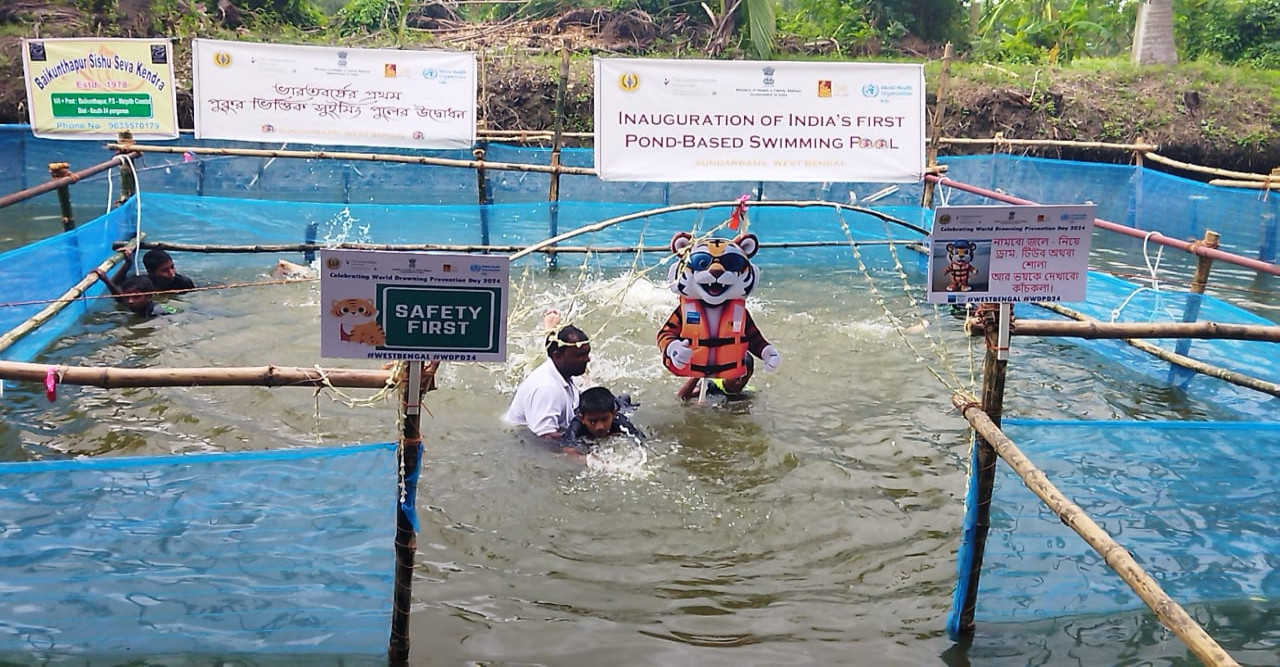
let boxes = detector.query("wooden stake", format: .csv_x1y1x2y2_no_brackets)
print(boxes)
922,42,954,209
950,395,1241,667
388,361,428,666
48,162,76,231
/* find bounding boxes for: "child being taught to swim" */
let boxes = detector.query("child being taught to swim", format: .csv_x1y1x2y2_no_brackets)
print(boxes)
559,386,644,455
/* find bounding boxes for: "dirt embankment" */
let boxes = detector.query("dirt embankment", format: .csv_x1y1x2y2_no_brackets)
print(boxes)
2,3,1277,174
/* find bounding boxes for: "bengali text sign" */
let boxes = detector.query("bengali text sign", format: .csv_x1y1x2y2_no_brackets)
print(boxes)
193,39,476,149
926,204,1096,304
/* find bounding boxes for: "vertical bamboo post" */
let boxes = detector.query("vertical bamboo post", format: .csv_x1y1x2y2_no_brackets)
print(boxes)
1169,230,1220,385
546,42,570,268
474,148,492,248
196,159,206,197
948,303,1010,637
388,361,426,666
922,43,954,209
48,162,76,231
115,131,137,207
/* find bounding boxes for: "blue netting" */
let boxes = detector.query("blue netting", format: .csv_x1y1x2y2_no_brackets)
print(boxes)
0,443,397,658
971,420,1280,622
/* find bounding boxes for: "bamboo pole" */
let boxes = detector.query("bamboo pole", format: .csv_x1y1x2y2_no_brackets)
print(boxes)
1208,179,1277,190
106,143,599,177
388,360,431,665
117,239,912,255
0,152,140,211
1146,152,1276,182
941,137,1160,151
950,395,1241,667
1011,319,1280,343
924,175,1280,277
922,42,955,209
0,253,128,354
509,200,929,261
1038,302,1280,399
0,359,394,389
49,162,77,231
1171,231,1221,382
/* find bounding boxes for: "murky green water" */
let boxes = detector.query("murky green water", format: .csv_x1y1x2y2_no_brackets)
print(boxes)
2,248,1276,665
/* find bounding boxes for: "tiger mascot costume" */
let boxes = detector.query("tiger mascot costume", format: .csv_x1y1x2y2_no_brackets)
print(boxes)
657,231,780,379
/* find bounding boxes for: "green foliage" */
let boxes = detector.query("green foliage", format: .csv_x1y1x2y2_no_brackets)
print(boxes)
777,0,877,50
1177,0,1280,68
334,0,398,34
972,0,1135,65
743,0,778,58
777,0,965,49
205,0,326,28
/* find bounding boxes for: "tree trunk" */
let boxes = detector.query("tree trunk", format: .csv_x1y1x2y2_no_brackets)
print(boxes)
1132,0,1178,65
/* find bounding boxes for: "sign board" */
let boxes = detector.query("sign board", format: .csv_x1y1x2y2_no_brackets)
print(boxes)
594,58,924,183
926,204,1096,304
193,39,476,149
21,38,178,140
320,250,508,361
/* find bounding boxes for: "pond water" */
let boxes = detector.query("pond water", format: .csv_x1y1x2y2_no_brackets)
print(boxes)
2,239,1276,665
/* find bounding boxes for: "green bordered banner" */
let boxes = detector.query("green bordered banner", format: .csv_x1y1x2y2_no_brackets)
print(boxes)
22,38,178,140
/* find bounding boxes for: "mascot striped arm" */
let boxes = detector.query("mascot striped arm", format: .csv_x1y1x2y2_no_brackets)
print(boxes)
657,231,780,378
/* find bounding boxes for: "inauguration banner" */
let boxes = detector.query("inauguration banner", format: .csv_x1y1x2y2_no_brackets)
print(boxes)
22,38,178,140
193,39,476,149
594,58,925,183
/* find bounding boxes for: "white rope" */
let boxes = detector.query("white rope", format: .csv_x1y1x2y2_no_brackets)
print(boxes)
104,166,114,213
120,154,144,275
1110,231,1164,322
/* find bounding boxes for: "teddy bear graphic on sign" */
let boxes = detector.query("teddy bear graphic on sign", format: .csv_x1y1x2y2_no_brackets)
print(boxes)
657,231,780,380
331,297,385,346
944,239,979,292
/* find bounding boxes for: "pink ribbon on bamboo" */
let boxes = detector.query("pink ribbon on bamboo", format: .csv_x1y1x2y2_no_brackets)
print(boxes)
44,367,58,402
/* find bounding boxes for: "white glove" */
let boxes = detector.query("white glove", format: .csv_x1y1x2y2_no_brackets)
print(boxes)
666,339,693,369
761,344,781,372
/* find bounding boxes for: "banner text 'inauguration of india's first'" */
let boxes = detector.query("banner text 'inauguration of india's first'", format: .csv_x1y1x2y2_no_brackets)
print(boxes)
594,58,925,183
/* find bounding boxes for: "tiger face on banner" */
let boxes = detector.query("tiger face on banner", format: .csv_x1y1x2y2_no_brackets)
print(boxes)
657,231,781,379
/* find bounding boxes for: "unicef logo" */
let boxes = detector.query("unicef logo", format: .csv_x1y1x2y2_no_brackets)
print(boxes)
422,68,438,80
861,84,880,98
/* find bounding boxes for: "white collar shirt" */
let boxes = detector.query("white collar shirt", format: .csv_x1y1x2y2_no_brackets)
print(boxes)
502,359,579,437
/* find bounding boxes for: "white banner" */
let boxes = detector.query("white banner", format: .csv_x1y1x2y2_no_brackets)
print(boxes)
926,204,1096,305
594,58,924,183
193,39,476,149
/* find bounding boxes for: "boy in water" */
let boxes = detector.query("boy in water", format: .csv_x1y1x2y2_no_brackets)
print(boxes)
559,386,644,454
119,276,175,318
676,355,755,403
95,248,195,299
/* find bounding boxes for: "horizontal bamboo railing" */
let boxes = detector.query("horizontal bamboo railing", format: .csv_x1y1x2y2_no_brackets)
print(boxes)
0,152,141,210
1013,319,1280,343
951,395,1241,667
115,239,912,255
0,360,394,389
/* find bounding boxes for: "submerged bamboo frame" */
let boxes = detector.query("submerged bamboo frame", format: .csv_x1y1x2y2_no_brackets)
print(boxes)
951,395,1241,667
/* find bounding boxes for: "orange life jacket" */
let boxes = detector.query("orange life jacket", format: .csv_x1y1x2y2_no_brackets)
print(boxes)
671,298,750,379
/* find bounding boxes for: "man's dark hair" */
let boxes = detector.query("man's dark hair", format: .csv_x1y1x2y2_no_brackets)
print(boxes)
142,248,173,274
546,324,588,356
578,386,617,413
121,275,154,293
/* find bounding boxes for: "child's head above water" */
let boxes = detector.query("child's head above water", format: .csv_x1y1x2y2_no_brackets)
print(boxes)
120,275,155,314
576,386,618,439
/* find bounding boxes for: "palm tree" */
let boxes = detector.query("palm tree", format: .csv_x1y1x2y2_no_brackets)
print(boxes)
1131,0,1177,65
704,0,778,59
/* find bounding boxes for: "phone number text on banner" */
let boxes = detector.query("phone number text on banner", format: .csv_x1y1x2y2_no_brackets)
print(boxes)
594,58,925,183
193,39,476,149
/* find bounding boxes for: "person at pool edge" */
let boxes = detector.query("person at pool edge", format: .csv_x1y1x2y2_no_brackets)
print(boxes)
503,311,592,440
95,247,195,298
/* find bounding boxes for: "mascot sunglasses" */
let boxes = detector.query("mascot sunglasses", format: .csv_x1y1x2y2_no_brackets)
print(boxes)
684,251,749,273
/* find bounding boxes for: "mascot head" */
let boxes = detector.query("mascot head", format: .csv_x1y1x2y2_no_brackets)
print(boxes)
669,231,759,306
947,239,976,265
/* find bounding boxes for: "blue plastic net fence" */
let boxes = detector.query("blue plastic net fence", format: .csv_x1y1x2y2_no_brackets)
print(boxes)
0,442,396,658
970,420,1280,623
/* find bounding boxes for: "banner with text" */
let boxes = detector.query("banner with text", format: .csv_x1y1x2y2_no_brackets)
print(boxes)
193,39,476,149
320,250,508,362
594,58,924,183
926,204,1096,305
22,38,178,140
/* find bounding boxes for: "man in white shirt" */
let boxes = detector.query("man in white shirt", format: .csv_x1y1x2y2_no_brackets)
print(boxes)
503,324,591,439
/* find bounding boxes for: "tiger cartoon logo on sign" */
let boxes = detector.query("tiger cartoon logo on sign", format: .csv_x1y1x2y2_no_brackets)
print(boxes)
331,298,385,346
657,232,780,379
